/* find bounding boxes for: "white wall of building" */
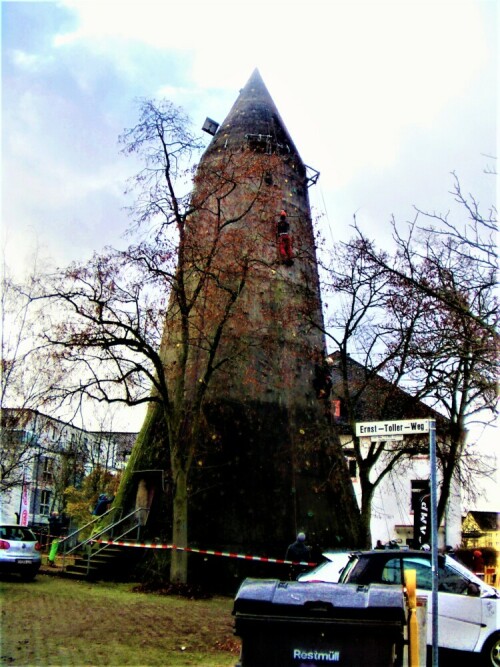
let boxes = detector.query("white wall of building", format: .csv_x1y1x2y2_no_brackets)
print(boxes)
0,409,134,526
0,487,21,524
342,435,462,549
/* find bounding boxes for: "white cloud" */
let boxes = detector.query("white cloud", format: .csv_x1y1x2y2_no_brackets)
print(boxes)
54,1,491,178
10,49,43,70
55,0,205,49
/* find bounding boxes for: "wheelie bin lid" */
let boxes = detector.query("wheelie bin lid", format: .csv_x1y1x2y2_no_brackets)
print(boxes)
233,578,406,623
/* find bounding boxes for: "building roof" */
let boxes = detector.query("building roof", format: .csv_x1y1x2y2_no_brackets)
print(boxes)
465,511,500,532
203,69,304,173
1,407,137,459
328,351,448,431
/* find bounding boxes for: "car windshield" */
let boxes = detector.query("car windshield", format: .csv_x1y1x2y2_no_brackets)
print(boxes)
0,526,36,541
310,562,335,576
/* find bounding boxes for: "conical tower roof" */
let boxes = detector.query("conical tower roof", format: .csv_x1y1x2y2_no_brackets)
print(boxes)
205,69,303,169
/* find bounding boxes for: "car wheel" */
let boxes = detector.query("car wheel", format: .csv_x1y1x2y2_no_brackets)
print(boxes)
482,632,500,667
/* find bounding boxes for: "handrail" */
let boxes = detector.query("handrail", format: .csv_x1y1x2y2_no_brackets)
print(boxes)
60,507,118,571
61,506,149,575
61,505,119,554
85,506,149,555
89,515,147,560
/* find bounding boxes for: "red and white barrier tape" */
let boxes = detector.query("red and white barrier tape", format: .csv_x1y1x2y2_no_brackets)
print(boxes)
93,539,316,567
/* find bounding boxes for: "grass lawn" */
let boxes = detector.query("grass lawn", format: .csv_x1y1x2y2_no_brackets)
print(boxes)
0,573,240,666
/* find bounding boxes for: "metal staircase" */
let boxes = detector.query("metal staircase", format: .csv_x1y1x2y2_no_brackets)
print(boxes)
59,507,148,580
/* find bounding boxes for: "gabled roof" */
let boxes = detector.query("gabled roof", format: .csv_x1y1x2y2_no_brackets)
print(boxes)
328,351,448,429
465,511,500,532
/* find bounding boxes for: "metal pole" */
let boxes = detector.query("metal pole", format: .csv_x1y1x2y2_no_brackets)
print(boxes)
32,438,41,525
429,419,439,666
18,470,25,524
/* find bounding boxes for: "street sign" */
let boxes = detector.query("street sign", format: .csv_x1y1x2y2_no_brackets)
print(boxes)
355,419,430,437
355,416,438,665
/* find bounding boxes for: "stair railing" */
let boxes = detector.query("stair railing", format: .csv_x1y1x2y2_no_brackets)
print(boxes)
60,505,120,567
61,506,149,575
86,506,149,562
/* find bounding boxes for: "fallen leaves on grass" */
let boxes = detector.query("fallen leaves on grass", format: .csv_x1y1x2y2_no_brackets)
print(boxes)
132,581,213,599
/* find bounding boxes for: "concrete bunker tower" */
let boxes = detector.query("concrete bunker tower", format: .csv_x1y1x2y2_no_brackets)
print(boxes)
126,70,359,569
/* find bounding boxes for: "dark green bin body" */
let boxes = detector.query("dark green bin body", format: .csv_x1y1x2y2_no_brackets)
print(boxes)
233,579,406,667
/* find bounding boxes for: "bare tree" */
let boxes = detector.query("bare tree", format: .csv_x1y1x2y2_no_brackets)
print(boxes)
37,100,291,582
384,227,497,523
0,256,67,493
317,240,438,547
343,173,498,532
354,172,498,338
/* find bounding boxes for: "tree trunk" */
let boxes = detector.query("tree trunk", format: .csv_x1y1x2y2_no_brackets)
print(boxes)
437,426,465,527
170,465,188,584
359,470,375,549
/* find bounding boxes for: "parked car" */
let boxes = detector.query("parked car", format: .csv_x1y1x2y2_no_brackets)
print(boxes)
338,549,499,665
297,551,351,583
0,524,42,581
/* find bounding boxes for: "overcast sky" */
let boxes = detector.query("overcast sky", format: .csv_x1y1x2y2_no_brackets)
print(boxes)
3,0,496,269
2,1,498,505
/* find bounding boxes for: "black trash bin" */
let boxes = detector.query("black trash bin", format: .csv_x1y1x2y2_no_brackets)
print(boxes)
233,578,406,667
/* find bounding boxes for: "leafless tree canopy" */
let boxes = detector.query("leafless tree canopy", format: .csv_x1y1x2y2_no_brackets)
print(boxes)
318,172,497,544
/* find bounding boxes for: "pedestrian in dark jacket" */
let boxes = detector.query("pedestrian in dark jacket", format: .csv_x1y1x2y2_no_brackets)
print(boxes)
93,494,111,516
286,532,312,579
286,532,311,562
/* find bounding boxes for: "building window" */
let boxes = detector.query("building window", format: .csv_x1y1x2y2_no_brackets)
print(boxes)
39,490,51,516
41,457,54,483
344,449,357,478
331,400,341,420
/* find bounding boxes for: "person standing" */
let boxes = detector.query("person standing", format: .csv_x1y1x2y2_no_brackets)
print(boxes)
92,494,111,516
473,549,485,576
286,532,312,579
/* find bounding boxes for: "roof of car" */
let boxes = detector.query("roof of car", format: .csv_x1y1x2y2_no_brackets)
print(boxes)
0,524,36,532
351,549,430,556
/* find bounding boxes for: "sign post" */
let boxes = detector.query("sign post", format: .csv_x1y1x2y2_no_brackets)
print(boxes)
428,419,438,667
355,418,438,666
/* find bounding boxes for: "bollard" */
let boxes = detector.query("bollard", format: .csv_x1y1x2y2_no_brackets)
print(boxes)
405,569,420,667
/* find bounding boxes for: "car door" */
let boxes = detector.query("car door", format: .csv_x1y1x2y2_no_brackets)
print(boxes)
400,555,483,652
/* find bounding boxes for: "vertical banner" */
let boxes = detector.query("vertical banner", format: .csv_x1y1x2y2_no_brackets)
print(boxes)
20,477,30,526
413,485,430,549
